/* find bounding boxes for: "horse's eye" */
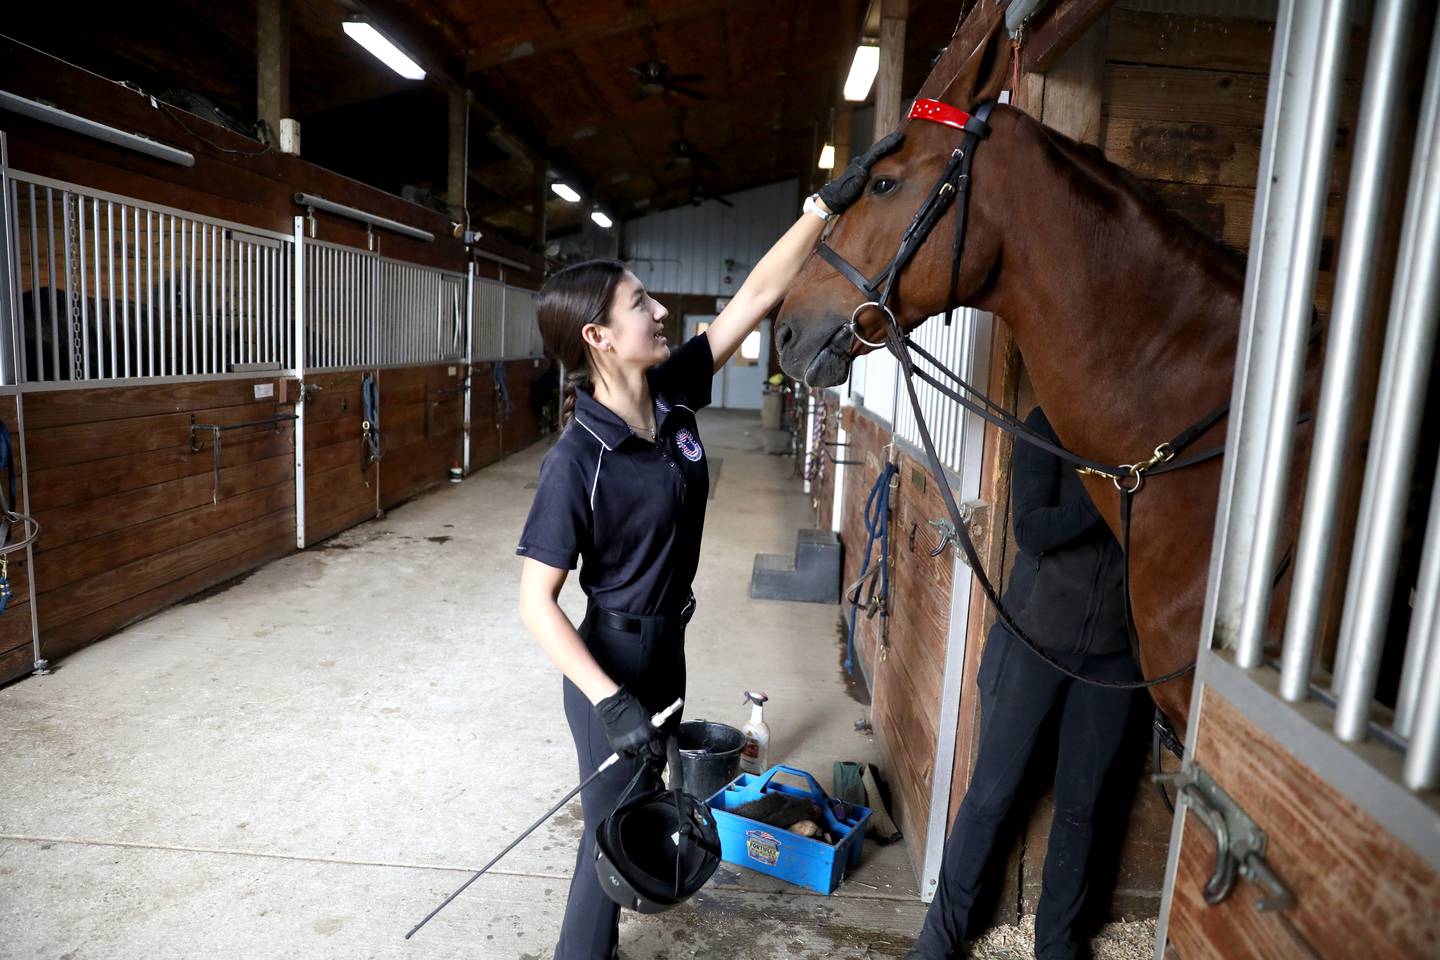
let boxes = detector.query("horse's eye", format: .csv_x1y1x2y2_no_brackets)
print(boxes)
870,177,898,196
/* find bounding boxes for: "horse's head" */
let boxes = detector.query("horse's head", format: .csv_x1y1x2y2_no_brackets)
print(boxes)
776,20,1014,387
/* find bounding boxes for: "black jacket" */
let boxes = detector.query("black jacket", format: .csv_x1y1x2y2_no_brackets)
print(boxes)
1001,408,1130,656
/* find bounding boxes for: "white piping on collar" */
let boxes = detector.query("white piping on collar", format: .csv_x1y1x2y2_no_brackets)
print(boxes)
673,403,694,413
590,448,604,509
572,415,613,452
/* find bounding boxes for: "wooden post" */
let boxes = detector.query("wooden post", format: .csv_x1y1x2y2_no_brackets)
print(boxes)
874,0,909,138
834,107,854,174
532,165,548,252
581,197,596,260
1035,12,1109,146
256,0,290,141
448,87,469,221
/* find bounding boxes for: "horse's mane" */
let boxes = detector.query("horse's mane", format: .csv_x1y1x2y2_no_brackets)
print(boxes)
1035,121,1249,278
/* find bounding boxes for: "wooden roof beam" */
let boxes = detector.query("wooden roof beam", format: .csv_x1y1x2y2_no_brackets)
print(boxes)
463,0,733,74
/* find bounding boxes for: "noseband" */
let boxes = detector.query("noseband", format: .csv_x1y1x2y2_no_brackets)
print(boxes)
810,98,995,363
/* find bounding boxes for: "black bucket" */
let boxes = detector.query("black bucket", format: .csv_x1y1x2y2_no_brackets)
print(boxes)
676,720,745,802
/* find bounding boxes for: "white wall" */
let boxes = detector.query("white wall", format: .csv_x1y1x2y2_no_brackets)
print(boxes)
622,179,800,296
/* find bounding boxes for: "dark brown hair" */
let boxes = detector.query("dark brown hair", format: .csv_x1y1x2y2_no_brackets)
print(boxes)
537,258,629,425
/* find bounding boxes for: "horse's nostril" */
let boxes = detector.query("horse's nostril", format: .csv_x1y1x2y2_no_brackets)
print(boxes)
775,322,793,350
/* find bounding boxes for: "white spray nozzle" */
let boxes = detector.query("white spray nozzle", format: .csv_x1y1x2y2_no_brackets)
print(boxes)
744,691,768,706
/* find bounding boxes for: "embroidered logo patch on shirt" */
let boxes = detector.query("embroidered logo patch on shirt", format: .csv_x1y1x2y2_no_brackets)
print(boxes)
675,428,703,462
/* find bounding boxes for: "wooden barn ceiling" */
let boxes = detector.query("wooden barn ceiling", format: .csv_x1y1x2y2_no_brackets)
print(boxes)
2,0,964,246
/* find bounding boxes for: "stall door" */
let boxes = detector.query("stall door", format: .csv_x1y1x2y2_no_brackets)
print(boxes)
684,314,768,409
1157,3,1440,956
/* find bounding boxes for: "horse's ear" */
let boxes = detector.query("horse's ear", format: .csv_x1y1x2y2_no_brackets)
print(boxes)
939,15,1012,110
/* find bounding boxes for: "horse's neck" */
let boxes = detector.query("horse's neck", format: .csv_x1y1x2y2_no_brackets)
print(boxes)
991,122,1244,462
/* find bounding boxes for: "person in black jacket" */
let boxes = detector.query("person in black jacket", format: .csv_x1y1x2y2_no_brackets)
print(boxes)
908,406,1139,960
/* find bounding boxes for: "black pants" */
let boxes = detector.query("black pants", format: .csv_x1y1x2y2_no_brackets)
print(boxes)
555,606,686,960
913,625,1138,960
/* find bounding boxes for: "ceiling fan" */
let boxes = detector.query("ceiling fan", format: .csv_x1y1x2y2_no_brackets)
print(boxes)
686,178,734,208
630,59,709,101
666,138,719,172
664,109,719,172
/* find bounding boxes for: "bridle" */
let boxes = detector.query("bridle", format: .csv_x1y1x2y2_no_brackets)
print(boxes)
809,99,995,361
807,97,1206,690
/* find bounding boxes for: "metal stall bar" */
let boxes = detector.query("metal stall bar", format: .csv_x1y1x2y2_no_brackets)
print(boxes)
1198,0,1338,662
1282,0,1416,698
463,260,473,473
1402,448,1440,788
1236,0,1352,667
46,188,59,380
24,183,40,382
120,201,131,377
293,216,307,550
1334,14,1440,742
0,138,17,385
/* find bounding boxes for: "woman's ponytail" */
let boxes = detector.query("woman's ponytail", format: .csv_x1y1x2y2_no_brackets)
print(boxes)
560,367,590,426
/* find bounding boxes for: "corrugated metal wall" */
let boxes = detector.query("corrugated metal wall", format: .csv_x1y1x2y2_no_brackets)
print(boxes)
623,179,800,296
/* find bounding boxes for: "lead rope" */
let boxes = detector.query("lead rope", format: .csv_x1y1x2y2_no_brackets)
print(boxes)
844,461,899,676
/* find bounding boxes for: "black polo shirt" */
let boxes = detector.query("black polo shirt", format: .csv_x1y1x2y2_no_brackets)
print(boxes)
516,332,715,616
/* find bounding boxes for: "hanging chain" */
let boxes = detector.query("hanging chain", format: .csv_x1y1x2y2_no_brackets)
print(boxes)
65,193,83,380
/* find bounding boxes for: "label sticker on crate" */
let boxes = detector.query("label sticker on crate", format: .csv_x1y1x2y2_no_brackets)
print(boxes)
746,830,781,867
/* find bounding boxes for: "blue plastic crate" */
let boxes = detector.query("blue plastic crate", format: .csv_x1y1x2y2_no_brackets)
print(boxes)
705,764,871,895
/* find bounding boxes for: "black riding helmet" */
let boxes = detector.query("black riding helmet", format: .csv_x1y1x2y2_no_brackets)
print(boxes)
594,746,722,913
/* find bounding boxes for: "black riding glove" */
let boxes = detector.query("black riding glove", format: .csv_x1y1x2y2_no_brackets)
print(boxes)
595,686,664,759
817,132,906,215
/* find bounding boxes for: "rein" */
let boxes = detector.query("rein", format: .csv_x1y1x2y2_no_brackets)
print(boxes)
813,98,1204,690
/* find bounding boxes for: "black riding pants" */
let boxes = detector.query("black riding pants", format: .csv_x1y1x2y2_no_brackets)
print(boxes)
912,624,1138,960
555,605,686,960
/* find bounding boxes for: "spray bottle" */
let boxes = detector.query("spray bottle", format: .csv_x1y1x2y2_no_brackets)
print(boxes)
740,691,771,775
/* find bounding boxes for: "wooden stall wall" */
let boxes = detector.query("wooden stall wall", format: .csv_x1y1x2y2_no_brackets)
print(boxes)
833,402,958,887
498,357,554,458
468,361,504,472
378,364,468,510
1102,6,1360,322
25,378,296,663
466,357,553,475
0,395,37,685
302,371,378,544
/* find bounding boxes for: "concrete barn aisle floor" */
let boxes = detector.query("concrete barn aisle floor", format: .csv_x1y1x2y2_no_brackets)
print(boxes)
0,409,928,960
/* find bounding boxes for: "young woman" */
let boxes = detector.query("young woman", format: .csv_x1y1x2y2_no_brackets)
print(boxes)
908,406,1140,960
516,134,901,960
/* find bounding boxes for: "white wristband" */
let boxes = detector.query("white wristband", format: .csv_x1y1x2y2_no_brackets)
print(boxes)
803,194,833,221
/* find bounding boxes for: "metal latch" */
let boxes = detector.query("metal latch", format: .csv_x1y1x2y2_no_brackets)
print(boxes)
1158,765,1294,912
927,499,990,563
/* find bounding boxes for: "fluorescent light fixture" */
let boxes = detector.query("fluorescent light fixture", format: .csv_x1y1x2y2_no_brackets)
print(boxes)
294,192,434,242
843,41,880,102
590,210,613,229
818,143,836,170
343,20,426,80
0,90,195,166
551,182,581,203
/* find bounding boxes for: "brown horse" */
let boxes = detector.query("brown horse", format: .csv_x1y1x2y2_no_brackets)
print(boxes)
775,22,1317,731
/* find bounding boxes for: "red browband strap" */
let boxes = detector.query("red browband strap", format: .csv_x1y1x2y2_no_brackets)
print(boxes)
907,98,975,131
